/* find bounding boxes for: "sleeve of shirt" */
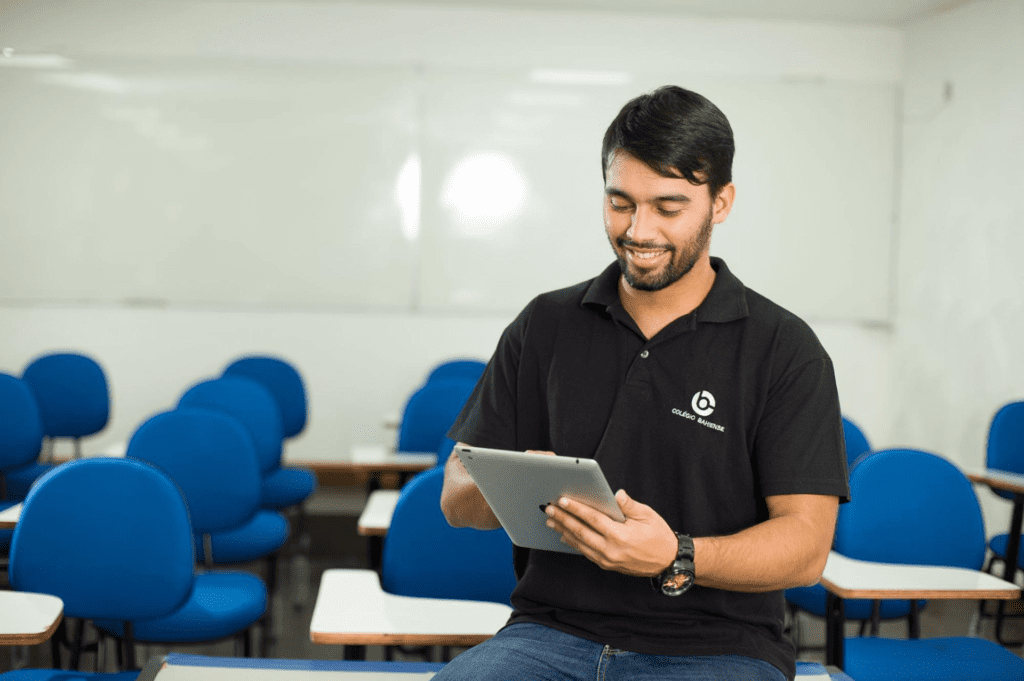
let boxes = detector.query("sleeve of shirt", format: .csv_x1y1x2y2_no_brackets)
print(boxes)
755,354,851,502
446,299,534,450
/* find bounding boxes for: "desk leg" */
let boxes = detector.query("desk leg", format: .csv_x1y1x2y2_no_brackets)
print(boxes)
996,494,1024,644
343,645,367,661
825,592,845,670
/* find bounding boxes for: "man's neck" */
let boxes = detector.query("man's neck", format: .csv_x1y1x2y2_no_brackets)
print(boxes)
618,256,717,340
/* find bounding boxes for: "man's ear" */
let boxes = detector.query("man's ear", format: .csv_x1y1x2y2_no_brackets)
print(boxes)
712,183,736,225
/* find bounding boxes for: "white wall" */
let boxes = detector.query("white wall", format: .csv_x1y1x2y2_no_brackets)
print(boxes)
2,2,905,466
896,0,1024,532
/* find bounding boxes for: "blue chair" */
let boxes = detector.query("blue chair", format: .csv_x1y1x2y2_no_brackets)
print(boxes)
21,352,110,460
835,448,1024,681
396,379,477,454
9,458,266,671
841,416,871,467
978,401,1024,643
222,355,316,510
786,416,899,648
176,376,291,643
381,465,515,662
0,374,49,557
124,407,275,566
0,374,52,512
425,359,486,384
382,466,515,604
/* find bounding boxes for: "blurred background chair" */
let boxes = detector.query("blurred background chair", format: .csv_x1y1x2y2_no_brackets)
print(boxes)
222,355,316,561
124,407,282,654
786,415,901,650
21,352,110,461
9,458,265,673
0,374,52,508
177,376,292,639
835,447,1023,681
977,400,1024,644
379,465,515,661
396,379,477,455
841,415,872,468
425,359,486,385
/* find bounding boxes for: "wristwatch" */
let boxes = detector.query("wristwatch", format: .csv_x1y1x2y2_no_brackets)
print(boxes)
658,532,696,596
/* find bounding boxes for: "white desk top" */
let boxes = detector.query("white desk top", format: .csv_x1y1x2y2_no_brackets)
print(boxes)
357,490,400,537
0,591,64,645
351,446,435,466
310,569,512,646
0,502,22,529
820,551,1021,600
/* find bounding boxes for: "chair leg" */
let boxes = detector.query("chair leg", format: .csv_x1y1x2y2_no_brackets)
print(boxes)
908,600,921,639
870,600,881,636
51,616,67,669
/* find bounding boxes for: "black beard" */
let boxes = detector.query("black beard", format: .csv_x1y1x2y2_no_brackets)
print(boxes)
610,209,713,292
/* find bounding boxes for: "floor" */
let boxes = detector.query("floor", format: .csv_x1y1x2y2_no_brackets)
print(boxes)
3,485,1023,673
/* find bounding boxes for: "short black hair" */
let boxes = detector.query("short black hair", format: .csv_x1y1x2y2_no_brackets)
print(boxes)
601,85,735,197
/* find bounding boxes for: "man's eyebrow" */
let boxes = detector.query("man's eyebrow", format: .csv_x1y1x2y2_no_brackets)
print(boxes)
604,187,691,203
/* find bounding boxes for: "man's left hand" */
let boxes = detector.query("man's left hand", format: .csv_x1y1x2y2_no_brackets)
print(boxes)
545,489,678,577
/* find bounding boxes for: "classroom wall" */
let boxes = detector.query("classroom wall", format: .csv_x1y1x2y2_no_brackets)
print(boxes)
894,0,1024,531
0,2,932,484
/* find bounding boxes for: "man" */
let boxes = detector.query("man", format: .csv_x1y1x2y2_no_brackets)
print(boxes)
437,85,849,681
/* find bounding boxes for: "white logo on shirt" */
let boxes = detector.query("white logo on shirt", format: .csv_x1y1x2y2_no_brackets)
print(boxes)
691,390,716,417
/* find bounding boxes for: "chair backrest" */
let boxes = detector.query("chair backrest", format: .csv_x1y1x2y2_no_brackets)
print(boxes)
835,448,986,570
0,373,44,473
9,457,195,621
397,378,477,453
178,376,282,475
987,401,1024,502
842,416,872,467
381,466,516,605
223,355,308,439
436,435,456,469
126,408,262,534
21,352,110,439
426,359,486,384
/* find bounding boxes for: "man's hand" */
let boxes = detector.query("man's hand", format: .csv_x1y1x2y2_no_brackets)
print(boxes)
544,489,678,577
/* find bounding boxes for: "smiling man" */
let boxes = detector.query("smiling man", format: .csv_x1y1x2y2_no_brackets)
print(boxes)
438,86,849,681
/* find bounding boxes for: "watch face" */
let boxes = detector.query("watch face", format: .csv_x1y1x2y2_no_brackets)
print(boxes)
661,569,694,596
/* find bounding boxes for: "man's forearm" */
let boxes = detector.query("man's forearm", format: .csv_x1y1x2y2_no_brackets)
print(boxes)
439,449,501,530
692,495,836,592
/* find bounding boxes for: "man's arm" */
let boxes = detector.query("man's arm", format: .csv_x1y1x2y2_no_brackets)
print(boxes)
439,444,500,530
544,491,837,591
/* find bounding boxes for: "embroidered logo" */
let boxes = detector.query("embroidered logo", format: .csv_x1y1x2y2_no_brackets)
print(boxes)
691,390,716,417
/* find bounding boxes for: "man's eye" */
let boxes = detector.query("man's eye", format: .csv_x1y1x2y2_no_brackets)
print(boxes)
610,202,632,212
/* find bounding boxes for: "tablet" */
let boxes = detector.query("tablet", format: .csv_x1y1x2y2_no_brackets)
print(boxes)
454,445,625,554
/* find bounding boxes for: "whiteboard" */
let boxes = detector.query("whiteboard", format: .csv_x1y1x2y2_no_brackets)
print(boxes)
0,61,896,322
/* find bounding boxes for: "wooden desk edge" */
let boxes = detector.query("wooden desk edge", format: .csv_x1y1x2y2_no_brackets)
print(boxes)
311,631,495,646
819,577,1020,601
356,525,387,537
0,609,63,646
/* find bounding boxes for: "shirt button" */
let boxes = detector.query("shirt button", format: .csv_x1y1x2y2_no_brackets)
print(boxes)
640,350,649,358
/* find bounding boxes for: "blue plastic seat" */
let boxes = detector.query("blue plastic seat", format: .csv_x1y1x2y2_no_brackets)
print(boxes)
425,359,486,384
785,416,908,646
175,377,291,643
841,415,871,467
223,355,316,510
382,466,515,605
21,352,110,459
397,379,478,454
0,374,53,522
9,458,266,670
125,407,285,565
834,448,1023,681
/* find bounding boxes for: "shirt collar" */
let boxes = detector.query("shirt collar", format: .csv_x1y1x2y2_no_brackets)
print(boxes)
582,257,749,324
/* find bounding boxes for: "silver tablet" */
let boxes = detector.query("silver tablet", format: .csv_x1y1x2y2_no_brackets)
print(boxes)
454,445,625,554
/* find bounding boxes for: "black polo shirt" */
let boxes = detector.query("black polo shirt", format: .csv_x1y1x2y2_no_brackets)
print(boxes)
449,257,849,680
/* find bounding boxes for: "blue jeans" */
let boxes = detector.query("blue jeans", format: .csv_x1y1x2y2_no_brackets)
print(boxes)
433,622,787,680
